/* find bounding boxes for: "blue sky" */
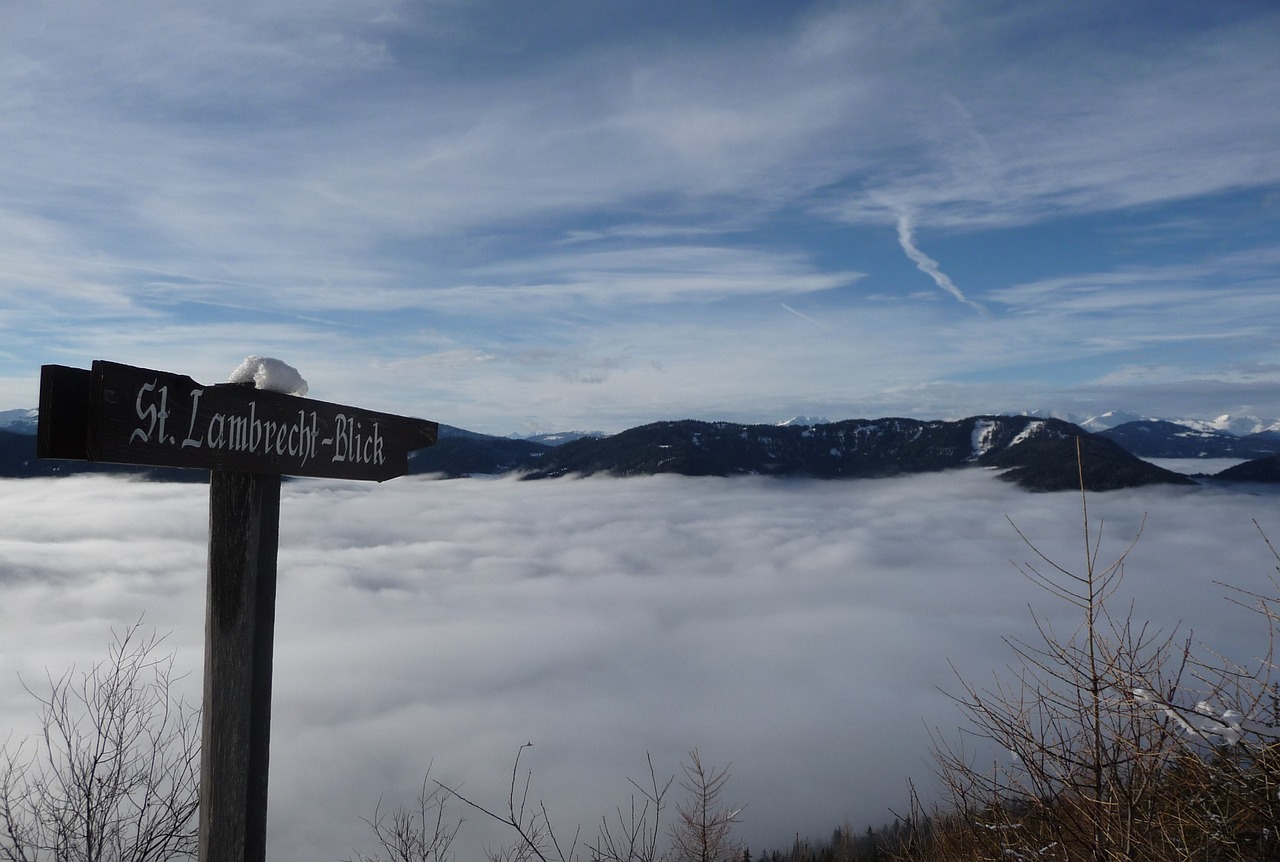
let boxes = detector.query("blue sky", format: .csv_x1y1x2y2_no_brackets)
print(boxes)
3,0,1279,434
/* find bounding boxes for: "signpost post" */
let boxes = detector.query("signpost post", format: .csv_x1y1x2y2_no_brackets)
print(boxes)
37,360,438,862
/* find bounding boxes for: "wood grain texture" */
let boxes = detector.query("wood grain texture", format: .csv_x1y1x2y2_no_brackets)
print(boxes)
200,471,281,862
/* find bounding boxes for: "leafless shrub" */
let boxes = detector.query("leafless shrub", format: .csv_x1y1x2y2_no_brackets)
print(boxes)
590,754,673,862
0,624,200,862
437,744,580,862
425,746,733,862
346,767,462,862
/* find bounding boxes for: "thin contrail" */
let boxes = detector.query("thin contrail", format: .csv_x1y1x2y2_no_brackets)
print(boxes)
780,302,829,329
896,213,983,311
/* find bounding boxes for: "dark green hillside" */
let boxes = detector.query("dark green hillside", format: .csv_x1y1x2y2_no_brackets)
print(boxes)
522,416,1194,491
0,429,203,481
980,430,1195,491
1215,453,1280,483
408,435,550,478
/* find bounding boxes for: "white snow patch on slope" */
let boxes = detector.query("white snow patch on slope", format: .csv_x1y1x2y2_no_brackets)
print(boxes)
228,356,309,396
971,419,999,460
778,416,832,427
1009,420,1045,447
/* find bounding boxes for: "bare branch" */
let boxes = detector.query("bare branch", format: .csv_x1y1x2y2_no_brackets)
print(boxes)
0,623,199,862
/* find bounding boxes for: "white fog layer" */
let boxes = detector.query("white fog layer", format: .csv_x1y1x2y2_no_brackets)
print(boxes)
0,472,1276,861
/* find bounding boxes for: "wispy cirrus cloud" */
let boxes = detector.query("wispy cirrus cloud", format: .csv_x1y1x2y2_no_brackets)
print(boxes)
439,246,862,309
0,1,1277,428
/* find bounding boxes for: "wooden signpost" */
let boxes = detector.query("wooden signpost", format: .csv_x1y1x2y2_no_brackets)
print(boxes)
37,360,438,862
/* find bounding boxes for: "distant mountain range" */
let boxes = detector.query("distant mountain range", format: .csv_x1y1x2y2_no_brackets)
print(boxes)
4,407,1280,491
507,416,1198,492
1094,420,1280,459
3,408,1270,492
0,408,38,435
1074,410,1280,437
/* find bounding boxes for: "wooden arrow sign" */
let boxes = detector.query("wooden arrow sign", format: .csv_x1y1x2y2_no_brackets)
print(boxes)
38,361,437,481
36,359,440,861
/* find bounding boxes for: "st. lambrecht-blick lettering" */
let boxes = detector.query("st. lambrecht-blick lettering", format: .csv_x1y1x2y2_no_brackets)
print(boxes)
131,381,370,468
42,361,436,481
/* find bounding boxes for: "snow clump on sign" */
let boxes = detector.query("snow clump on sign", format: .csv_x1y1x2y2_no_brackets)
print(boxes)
228,356,309,396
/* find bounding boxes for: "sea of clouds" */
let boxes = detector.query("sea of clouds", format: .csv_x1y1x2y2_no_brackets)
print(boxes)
1,470,1277,861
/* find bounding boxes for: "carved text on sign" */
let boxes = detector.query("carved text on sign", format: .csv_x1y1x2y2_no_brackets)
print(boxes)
39,361,436,481
129,380,385,467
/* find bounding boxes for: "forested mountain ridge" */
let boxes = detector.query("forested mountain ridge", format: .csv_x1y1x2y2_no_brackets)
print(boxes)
514,416,1193,491
0,413,1252,492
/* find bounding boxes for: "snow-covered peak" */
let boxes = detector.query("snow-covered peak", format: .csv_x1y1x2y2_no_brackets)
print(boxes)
1171,414,1269,436
1078,410,1149,432
1020,407,1076,422
1071,409,1280,437
227,356,308,396
517,430,607,446
0,408,38,434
